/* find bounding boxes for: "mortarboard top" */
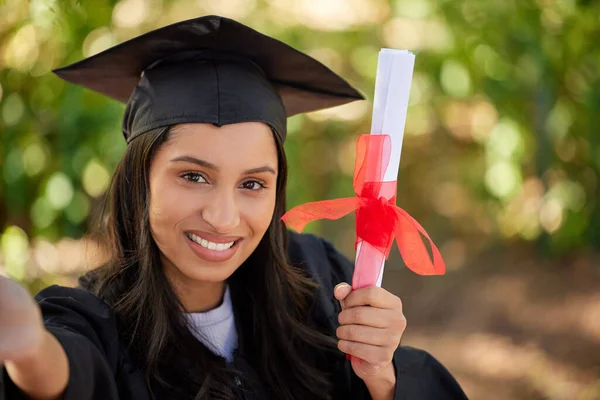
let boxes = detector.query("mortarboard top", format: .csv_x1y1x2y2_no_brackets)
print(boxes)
53,15,364,143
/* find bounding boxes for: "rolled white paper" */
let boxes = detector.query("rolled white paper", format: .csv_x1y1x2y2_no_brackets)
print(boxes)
355,49,415,287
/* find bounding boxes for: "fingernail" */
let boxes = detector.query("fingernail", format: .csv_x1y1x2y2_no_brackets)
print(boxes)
334,282,347,291
334,282,351,294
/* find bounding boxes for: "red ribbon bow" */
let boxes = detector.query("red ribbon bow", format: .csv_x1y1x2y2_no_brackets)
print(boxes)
282,134,445,282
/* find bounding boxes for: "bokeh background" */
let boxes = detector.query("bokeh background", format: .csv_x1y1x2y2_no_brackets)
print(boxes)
1,0,599,398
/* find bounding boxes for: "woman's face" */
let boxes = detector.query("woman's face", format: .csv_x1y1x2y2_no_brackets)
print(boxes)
148,122,278,292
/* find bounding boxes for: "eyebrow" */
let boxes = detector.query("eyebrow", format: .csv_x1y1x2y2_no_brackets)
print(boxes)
170,156,276,175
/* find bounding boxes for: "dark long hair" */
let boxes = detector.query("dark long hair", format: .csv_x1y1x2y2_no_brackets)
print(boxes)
80,126,339,399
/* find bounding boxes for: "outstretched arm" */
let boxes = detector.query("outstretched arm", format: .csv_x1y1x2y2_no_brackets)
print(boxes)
1,277,121,400
4,331,69,400
0,276,69,399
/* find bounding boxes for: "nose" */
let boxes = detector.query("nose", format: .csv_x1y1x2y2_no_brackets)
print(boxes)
201,188,241,233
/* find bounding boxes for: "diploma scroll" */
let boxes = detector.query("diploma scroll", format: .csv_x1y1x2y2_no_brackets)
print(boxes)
352,49,415,289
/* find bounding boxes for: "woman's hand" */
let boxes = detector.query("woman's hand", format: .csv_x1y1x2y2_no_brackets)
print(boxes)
1,276,70,400
0,275,45,363
334,282,406,398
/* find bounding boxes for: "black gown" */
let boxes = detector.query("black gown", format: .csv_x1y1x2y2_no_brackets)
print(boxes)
1,233,468,400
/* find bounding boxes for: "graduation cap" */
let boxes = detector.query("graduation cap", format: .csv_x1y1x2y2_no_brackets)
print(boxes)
53,15,364,143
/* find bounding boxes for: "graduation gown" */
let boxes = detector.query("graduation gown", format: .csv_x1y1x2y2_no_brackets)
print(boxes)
1,232,467,400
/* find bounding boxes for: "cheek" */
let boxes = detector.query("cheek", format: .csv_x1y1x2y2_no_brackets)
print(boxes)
148,177,189,241
148,194,170,246
244,194,277,234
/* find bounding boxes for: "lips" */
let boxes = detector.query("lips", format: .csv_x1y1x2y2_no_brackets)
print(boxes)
186,232,235,251
184,231,243,263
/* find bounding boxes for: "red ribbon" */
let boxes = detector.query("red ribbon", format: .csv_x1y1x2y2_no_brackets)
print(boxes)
282,134,445,285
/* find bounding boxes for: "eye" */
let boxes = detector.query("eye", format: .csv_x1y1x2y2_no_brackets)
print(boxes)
240,180,266,191
181,172,207,183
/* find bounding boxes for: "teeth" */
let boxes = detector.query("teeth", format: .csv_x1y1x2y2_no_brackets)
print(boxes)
187,233,234,251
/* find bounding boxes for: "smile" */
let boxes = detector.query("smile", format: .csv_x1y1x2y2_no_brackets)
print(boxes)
185,232,235,251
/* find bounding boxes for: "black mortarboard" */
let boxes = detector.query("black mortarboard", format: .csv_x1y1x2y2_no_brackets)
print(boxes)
52,15,364,143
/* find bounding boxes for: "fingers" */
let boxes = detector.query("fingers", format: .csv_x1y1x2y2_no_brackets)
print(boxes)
338,306,407,331
336,324,400,347
342,286,403,311
337,340,394,366
335,285,406,378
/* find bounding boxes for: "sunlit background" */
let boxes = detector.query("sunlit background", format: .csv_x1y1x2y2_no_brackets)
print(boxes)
1,0,599,398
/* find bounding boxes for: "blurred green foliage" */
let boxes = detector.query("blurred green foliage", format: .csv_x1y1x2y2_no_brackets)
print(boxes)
1,0,599,281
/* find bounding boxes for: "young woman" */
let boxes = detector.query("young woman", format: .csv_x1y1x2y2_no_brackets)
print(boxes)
0,16,467,400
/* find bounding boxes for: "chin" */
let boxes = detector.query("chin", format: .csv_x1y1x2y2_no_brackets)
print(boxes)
186,269,232,284
179,262,240,284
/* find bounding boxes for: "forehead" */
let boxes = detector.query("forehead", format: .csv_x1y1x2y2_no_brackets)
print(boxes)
157,122,278,167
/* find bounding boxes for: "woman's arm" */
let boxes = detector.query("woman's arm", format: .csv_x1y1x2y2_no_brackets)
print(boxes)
288,233,468,399
4,330,69,400
1,277,122,400
0,276,68,399
362,365,395,400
